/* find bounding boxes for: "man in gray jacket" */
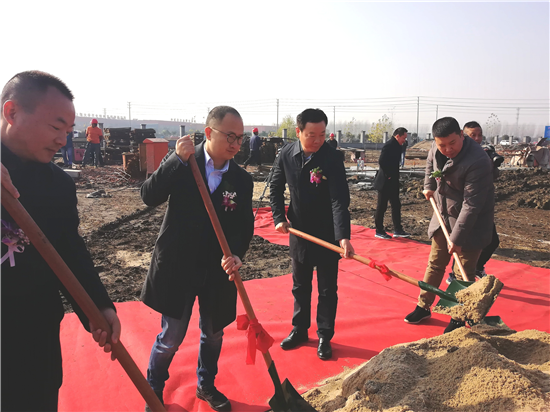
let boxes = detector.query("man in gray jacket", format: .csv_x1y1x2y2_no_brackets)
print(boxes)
404,117,494,333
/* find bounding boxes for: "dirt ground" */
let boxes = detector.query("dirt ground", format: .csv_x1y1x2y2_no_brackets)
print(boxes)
68,162,549,310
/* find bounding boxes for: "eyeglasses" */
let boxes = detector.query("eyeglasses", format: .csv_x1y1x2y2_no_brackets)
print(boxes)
210,127,245,145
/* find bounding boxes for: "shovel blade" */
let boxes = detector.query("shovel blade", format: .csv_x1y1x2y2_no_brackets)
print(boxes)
268,379,317,412
267,362,317,412
435,279,473,309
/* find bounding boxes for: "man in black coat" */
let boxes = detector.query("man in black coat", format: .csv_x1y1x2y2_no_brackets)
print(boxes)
141,106,254,412
270,108,354,361
1,71,120,412
372,127,410,239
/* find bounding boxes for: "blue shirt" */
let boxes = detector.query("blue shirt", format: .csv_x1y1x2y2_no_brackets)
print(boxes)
204,145,229,193
249,134,261,152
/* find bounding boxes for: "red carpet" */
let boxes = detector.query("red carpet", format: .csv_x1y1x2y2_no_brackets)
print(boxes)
59,208,550,411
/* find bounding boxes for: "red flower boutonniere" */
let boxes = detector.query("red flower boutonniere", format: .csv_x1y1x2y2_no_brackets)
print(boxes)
310,167,327,186
430,170,445,182
222,191,237,211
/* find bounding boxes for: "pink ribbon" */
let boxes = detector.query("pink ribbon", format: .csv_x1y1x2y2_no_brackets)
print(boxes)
368,259,392,281
236,315,274,365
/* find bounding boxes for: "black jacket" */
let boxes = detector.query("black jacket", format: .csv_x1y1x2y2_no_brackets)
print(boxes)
1,144,115,327
373,137,402,191
270,141,351,264
140,143,254,332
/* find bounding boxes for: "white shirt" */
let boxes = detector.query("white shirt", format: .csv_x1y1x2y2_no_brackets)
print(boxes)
204,145,229,193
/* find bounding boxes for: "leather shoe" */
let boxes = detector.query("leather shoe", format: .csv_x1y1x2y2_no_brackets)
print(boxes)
317,338,332,360
280,329,308,350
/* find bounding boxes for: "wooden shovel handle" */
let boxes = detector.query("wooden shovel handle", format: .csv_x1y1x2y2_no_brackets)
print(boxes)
428,197,470,281
1,186,166,412
287,228,422,288
187,156,274,366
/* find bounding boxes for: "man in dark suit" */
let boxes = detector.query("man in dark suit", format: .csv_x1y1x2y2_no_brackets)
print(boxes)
141,106,254,412
270,108,354,361
372,127,410,240
1,70,120,412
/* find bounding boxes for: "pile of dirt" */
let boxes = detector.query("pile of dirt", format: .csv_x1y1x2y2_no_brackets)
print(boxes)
496,168,550,210
303,325,550,412
433,275,504,323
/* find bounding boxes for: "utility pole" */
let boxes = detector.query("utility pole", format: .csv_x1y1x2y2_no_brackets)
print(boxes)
127,102,131,128
436,105,438,120
333,106,336,134
103,108,106,117
416,97,420,136
515,107,520,138
276,99,279,130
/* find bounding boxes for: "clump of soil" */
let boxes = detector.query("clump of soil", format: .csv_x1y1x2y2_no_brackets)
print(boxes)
303,326,550,412
433,275,504,323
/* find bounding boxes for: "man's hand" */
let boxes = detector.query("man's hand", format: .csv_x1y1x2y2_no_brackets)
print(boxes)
448,242,462,255
339,239,355,259
89,308,121,361
423,190,434,200
1,163,20,199
175,135,195,162
221,254,242,281
275,222,290,234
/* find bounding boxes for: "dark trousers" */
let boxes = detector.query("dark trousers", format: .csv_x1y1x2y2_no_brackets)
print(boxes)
291,258,339,340
243,150,262,167
374,182,403,234
83,142,102,166
2,317,62,412
477,224,500,270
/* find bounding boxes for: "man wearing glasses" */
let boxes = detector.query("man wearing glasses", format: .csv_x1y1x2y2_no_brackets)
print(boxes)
140,106,254,412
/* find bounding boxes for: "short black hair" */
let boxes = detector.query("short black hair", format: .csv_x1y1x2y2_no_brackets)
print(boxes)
432,117,461,138
205,106,242,127
393,127,408,137
463,121,482,132
296,108,328,131
1,70,74,113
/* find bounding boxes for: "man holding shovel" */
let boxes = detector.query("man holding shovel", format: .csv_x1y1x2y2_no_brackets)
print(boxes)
404,117,495,333
270,108,354,360
1,71,120,412
140,106,254,412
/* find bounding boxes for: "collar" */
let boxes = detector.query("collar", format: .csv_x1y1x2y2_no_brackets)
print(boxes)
203,144,229,173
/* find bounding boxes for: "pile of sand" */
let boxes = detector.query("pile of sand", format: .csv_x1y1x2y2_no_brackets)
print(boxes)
303,325,550,412
433,275,504,323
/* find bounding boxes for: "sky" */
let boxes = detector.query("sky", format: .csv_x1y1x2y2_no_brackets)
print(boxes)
2,1,549,135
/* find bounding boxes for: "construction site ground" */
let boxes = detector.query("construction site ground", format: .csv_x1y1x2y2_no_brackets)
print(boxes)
70,160,550,307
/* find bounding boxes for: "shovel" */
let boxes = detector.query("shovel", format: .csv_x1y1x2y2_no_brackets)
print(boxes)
187,156,316,412
428,197,503,321
1,186,166,412
288,228,460,306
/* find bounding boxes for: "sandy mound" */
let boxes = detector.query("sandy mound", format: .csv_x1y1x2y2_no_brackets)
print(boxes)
303,326,550,412
433,275,504,323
